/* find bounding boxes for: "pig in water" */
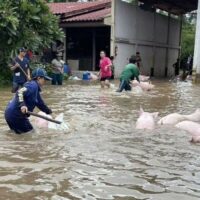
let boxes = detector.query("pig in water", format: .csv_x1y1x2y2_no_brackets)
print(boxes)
31,112,69,131
136,108,159,130
139,75,150,82
175,121,200,143
158,113,186,125
90,73,98,81
183,108,200,122
48,113,69,131
132,80,154,91
158,109,200,125
31,111,52,128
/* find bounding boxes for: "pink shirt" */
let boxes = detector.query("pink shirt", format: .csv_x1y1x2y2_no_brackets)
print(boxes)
100,57,112,78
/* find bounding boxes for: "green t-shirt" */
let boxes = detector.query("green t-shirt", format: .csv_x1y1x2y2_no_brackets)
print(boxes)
120,63,139,81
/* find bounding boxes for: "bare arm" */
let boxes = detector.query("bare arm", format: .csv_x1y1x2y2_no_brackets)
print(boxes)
10,62,19,71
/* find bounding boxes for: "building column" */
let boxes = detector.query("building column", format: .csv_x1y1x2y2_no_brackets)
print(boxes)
64,28,67,62
165,13,171,77
110,0,115,58
92,29,96,71
193,0,200,81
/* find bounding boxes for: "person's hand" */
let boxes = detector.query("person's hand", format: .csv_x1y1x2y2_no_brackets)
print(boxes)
15,63,20,68
21,106,28,114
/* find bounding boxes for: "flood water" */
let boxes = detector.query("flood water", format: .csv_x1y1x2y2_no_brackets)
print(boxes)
0,80,200,200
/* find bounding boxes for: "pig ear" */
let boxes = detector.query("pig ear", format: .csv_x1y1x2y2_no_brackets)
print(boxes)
139,106,144,116
196,108,200,112
152,112,159,118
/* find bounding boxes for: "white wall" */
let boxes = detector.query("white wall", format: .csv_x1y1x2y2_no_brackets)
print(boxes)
113,0,181,77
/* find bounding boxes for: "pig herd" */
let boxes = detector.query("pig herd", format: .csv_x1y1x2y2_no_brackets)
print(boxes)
136,108,200,143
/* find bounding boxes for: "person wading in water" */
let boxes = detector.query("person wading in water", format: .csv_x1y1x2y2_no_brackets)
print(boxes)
99,51,112,88
4,68,52,134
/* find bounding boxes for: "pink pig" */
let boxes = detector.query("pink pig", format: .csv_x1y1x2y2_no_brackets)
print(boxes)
136,108,159,130
183,109,200,122
32,111,52,128
139,75,150,82
132,80,154,91
158,113,186,125
175,121,200,143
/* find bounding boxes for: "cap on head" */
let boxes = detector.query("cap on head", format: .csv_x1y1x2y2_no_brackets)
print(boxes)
32,68,52,81
19,47,26,53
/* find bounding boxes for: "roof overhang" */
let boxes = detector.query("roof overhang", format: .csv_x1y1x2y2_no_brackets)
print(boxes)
139,0,198,15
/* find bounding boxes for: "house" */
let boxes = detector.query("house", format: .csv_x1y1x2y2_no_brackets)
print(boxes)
48,0,112,72
48,0,197,77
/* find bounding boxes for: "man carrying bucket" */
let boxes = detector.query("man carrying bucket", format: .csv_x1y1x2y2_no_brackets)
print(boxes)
4,68,52,134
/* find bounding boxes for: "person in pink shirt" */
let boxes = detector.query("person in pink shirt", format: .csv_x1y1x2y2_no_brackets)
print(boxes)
99,51,112,88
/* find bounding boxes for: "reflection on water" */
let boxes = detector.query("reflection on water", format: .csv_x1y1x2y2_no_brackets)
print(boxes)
0,80,200,200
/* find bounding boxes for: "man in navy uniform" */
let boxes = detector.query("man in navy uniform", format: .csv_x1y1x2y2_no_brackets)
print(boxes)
10,47,31,93
5,68,52,134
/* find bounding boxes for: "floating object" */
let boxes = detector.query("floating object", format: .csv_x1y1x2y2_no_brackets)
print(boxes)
82,72,90,80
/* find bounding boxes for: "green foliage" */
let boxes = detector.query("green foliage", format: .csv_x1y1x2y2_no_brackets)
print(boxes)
0,0,64,85
47,0,67,2
181,14,196,59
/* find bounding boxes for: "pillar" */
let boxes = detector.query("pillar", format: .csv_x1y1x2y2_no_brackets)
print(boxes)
63,28,67,62
193,0,200,82
92,29,96,71
165,13,171,77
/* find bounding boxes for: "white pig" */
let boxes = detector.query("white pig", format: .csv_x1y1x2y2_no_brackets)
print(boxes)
132,80,154,91
31,112,69,131
136,108,159,130
32,111,52,128
183,108,200,122
139,75,150,82
158,113,186,125
175,121,200,143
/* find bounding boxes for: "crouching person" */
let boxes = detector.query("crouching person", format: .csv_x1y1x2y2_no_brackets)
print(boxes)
4,68,52,134
116,56,140,92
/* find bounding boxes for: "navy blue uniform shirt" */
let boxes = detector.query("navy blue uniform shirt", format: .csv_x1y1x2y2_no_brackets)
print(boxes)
12,56,29,83
5,80,52,133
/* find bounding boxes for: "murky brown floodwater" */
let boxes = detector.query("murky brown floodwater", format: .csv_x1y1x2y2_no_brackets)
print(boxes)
0,80,200,200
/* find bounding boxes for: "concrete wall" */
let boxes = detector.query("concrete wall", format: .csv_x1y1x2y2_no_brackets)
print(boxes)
112,0,181,77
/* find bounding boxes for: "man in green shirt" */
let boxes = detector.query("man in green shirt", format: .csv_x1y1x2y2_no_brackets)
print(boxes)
116,56,140,92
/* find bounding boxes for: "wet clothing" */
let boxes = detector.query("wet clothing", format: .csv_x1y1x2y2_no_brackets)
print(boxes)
120,63,140,82
100,57,112,79
12,82,24,93
117,80,132,92
51,59,63,85
5,80,52,134
100,76,111,81
117,63,140,92
136,55,142,69
173,61,180,76
51,73,63,85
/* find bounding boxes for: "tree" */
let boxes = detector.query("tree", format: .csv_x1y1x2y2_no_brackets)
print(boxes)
0,0,64,85
181,14,196,59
